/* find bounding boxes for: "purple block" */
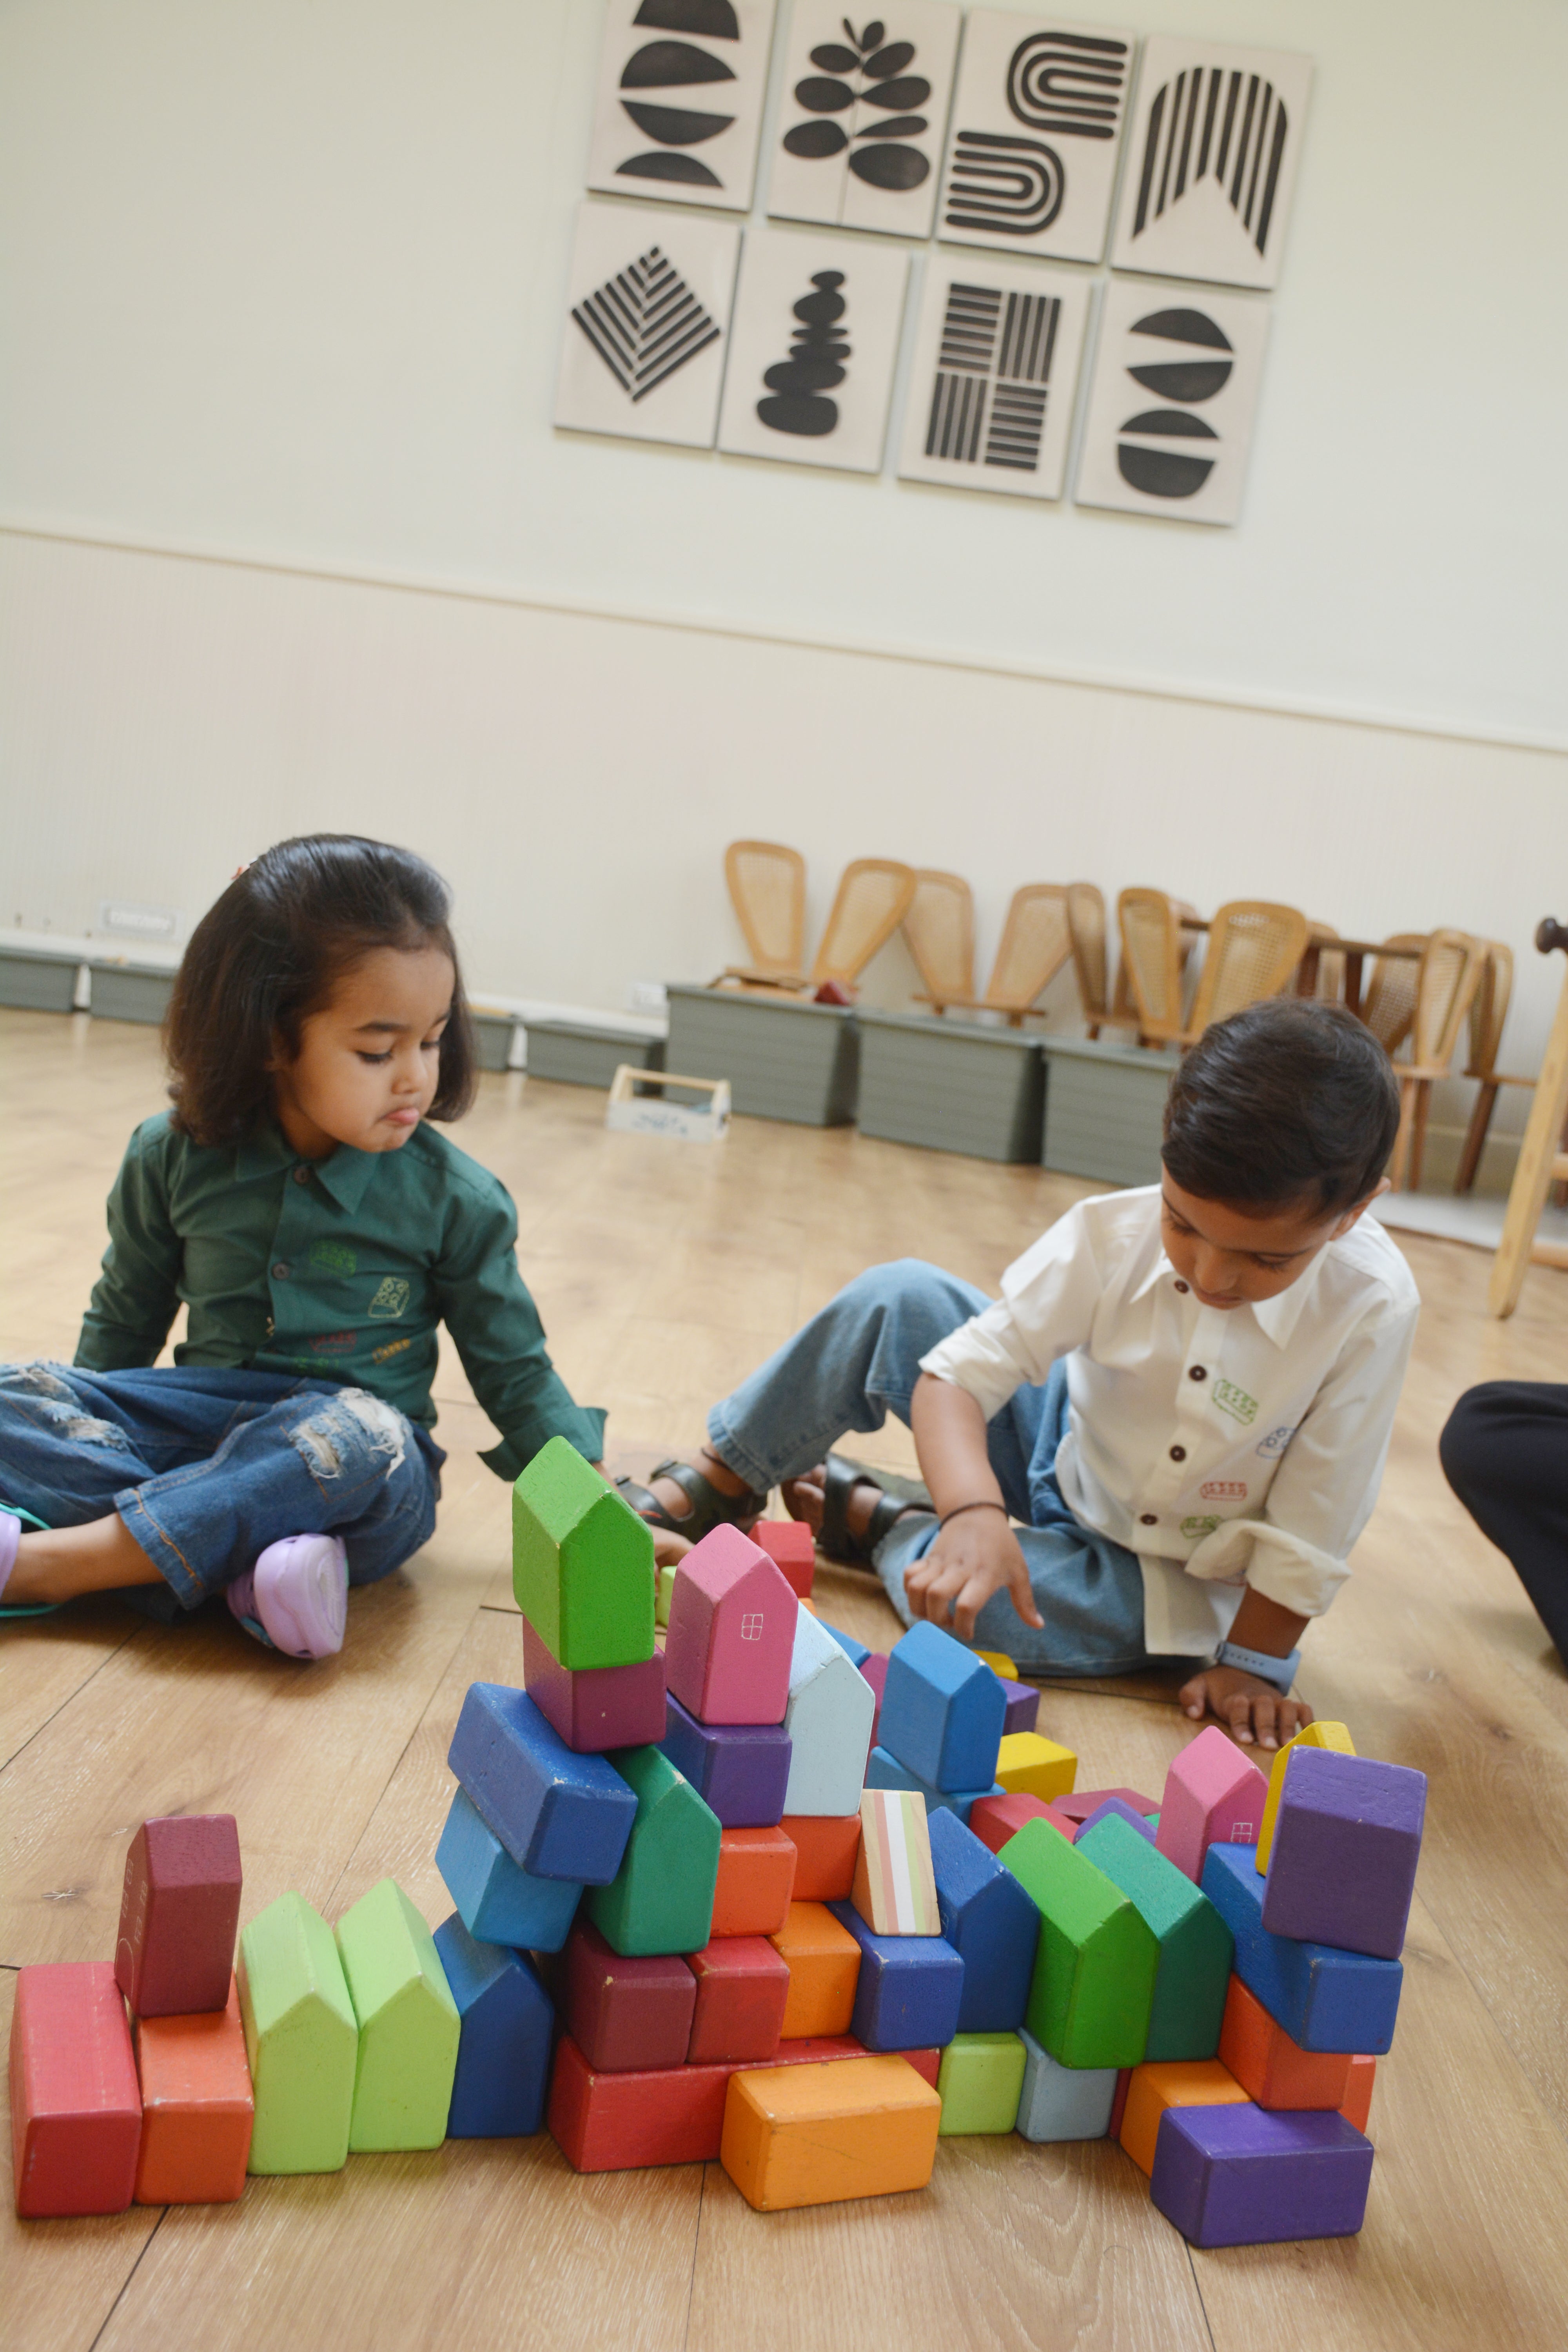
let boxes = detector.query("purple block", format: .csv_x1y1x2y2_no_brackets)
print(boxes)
1261,1751,1426,1961
523,1617,668,1753
1000,1680,1040,1737
1076,1796,1156,1846
859,1654,889,1744
1151,2101,1374,2247
658,1693,791,1828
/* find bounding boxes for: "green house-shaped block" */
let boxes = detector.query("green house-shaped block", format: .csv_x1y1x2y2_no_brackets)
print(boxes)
512,1436,656,1671
586,1745,721,1957
335,1879,461,2152
1077,1812,1235,2062
936,2032,1028,2135
238,1890,358,2174
1000,1818,1158,2070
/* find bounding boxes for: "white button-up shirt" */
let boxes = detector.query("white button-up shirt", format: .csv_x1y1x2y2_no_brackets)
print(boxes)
918,1185,1420,1656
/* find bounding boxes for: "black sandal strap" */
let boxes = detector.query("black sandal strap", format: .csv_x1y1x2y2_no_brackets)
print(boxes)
616,1460,766,1543
817,1453,923,1567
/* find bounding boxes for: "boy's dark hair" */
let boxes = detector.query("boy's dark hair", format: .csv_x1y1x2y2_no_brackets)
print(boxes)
165,835,476,1147
1162,998,1399,1216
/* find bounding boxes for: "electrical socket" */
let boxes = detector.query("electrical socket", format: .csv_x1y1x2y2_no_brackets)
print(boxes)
626,980,667,1013
99,902,180,941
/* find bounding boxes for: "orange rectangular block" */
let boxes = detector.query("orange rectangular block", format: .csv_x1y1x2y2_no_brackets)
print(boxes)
133,1976,254,2204
711,1829,798,1939
781,1815,860,1901
1340,2054,1377,2134
1218,1975,1354,2112
720,2054,941,2210
769,1901,861,2039
1119,2059,1248,2176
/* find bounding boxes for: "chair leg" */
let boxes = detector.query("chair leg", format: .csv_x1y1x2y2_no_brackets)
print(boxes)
1407,1080,1433,1192
1454,1083,1498,1194
1388,1077,1416,1190
1086,1022,1101,1041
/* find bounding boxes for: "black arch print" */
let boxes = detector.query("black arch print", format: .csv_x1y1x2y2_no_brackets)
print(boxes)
616,0,741,190
1131,66,1290,258
783,19,934,194
1115,308,1233,498
1005,30,1129,140
944,131,1064,235
757,270,849,437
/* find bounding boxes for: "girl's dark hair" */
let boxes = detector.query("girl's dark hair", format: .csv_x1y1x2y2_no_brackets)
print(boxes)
1162,998,1400,1216
165,835,476,1147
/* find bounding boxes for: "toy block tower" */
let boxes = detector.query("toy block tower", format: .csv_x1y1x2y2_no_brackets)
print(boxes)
115,1813,243,2018
336,1879,461,2152
1155,1728,1269,1884
1077,1812,1235,2061
664,1524,799,1726
10,1963,142,2217
238,1890,359,2174
513,1434,657,1673
999,1817,1159,2070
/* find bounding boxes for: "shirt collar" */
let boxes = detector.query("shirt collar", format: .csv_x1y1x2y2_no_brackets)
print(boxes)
233,1122,381,1212
1130,1228,1328,1348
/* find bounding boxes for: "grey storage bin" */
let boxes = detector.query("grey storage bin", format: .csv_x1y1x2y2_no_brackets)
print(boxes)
1040,1036,1181,1186
856,1012,1045,1163
665,985,858,1127
0,946,82,1013
471,1012,519,1073
89,963,176,1025
525,1019,664,1089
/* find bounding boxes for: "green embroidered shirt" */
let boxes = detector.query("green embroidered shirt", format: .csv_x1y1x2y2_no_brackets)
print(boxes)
74,1112,605,1480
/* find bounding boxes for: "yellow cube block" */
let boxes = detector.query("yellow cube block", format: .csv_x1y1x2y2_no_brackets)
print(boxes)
720,2055,940,2210
1255,1721,1356,1873
995,1732,1077,1803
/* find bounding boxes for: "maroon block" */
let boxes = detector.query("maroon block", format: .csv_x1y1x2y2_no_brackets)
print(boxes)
1057,1787,1159,1831
523,1614,668,1753
751,1520,816,1600
114,1815,242,2018
11,1963,142,2217
1108,2067,1132,2140
563,1919,696,2072
548,2036,734,2170
859,1653,889,1744
686,1935,791,2063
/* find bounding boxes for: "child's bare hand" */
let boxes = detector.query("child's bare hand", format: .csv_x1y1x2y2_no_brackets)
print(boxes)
903,1514,1044,1646
651,1527,692,1568
1178,1664,1314,1751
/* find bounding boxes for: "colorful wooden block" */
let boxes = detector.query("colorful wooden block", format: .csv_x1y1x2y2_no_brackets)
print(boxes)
819,1619,872,1667
1218,1974,1353,2110
133,1976,253,2204
1077,1797,1158,1846
879,1621,1007,1793
659,1693,792,1828
436,1787,583,1952
783,1608,877,1816
238,1891,358,2174
1155,1728,1268,1885
901,2046,942,2089
448,1682,637,1884
10,1962,141,2218
974,1650,1018,1679
512,1435,655,1670
563,1918,697,2071
586,1744,722,1957
1001,1682,1040,1738
664,1524,798,1726
1015,2030,1118,2142
1256,1720,1356,1874
860,1651,889,1741
1201,1842,1403,2053
864,1744,996,1824
686,1936,791,2063
1109,2066,1132,2138
336,1879,460,2152
770,1901,863,2038
1151,2102,1375,2247
1057,1787,1158,1831
712,1827,797,1938
852,1790,940,1937
1119,2058,1249,2174
115,1813,242,2019
1077,1814,1234,2063
433,1914,554,2138
1340,2054,1377,2134
750,1517,816,1599
782,1815,862,1900
936,2031,1027,2134
720,2053,941,2210
656,1563,676,1629
999,1818,1158,2070
828,1901,965,2053
548,2035,735,2170
1260,1749,1426,1961
522,1614,667,1753
926,1806,1040,2034
994,1732,1078,1804
969,1791,1076,1856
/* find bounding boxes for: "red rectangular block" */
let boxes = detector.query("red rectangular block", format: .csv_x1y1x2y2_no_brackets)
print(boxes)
548,2036,735,2170
11,1962,142,2217
781,1814,861,1900
711,1828,798,1939
751,1520,816,1600
1057,1788,1159,1831
687,1936,791,2064
133,1977,253,2205
115,1814,242,2018
1219,1975,1353,2112
968,1791,1076,1856
564,1920,696,2073
1109,2068,1132,2140
901,2047,942,2090
523,1614,668,1752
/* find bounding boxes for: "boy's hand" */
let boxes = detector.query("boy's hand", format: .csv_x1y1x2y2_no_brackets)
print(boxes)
1178,1663,1314,1750
903,1513,1044,1646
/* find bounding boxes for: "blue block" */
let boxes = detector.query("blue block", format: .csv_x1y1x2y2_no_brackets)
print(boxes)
433,1914,554,2138
926,1806,1040,2033
865,1744,996,1825
658,1693,792,1828
1015,2029,1118,2142
880,1622,1007,1792
827,1900,964,2052
817,1620,872,1668
448,1682,636,1884
436,1788,584,1951
1201,1842,1403,2054
1076,1797,1157,1846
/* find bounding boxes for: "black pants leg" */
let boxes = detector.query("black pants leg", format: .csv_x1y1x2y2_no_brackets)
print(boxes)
1439,1382,1568,1660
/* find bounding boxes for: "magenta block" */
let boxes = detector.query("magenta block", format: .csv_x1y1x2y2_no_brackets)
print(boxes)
1000,1681,1040,1737
663,1525,797,1727
1260,1750,1426,1961
1150,2100,1374,2247
1156,1728,1269,1884
859,1653,889,1744
523,1615,668,1753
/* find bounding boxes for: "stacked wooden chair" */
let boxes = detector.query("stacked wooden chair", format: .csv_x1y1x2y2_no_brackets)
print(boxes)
905,878,1073,1027
715,843,915,1000
1116,893,1308,1050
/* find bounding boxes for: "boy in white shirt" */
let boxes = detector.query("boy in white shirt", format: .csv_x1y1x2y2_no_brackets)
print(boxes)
627,1000,1416,1749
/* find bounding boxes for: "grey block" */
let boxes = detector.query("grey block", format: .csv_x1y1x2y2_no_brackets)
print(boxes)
0,947,81,1014
856,1012,1044,1163
665,985,857,1127
525,1020,664,1089
89,964,175,1025
1015,2029,1118,2143
1040,1036,1180,1187
471,1013,519,1073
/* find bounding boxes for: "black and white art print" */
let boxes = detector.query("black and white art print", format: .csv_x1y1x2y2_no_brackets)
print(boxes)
1109,38,1312,290
936,11,1137,266
716,227,909,472
1074,276,1269,526
554,201,741,448
584,0,779,214
897,257,1091,500
768,3,962,242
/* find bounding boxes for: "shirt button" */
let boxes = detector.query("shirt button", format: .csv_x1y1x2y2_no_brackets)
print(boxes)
1174,1279,1189,1294
1189,1365,1207,1381
1170,1445,1186,1461
272,1262,289,1279
294,1166,310,1185
1140,1512,1158,1525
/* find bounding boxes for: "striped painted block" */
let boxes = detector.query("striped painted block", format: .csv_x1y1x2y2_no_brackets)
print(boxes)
851,1792,940,1938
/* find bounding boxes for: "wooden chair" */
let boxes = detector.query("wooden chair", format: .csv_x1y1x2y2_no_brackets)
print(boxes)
716,853,916,997
902,870,975,1011
914,882,1072,1027
1301,920,1347,1004
1491,918,1568,1315
1454,944,1538,1194
1115,889,1211,1047
715,841,806,989
1360,934,1428,1056
1185,902,1312,1041
1066,883,1139,1038
1386,930,1489,1190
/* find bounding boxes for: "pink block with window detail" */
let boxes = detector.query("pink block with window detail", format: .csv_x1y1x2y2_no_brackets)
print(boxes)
1154,1726,1269,1885
664,1526,799,1728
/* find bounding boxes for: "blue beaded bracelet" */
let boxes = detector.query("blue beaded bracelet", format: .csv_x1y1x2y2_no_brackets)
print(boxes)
1215,1639,1301,1693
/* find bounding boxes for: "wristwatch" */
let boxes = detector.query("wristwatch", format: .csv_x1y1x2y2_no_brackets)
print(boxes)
1215,1640,1301,1693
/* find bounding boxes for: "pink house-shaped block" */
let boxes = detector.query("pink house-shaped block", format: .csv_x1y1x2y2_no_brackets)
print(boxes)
663,1526,798,1727
1154,1726,1269,1885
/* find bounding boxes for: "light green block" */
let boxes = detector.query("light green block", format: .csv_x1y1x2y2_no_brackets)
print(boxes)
936,2032,1028,2135
512,1435,656,1670
238,1891,358,2174
1000,1818,1158,2070
1076,1815,1234,2062
655,1562,677,1630
335,1879,460,2152
586,1746,721,1957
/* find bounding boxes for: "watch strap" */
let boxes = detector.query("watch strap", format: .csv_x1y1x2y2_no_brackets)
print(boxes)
1216,1639,1301,1692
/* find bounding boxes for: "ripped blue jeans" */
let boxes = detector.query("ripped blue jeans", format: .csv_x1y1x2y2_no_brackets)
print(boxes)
0,1363,443,1618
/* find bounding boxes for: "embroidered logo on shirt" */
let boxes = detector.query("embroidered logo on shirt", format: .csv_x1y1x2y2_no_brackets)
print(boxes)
310,1238,358,1276
1212,1379,1258,1426
1200,1480,1247,1501
368,1277,412,1320
310,1330,357,1354
1256,1425,1296,1457
371,1336,414,1363
1181,1514,1222,1539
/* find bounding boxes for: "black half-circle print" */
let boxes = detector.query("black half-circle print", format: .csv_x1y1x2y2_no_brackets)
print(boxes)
1120,409,1220,439
621,101,734,145
850,143,928,189
633,0,740,37
1127,358,1233,401
1118,445,1216,496
615,151,724,185
784,119,849,157
621,40,736,88
1132,308,1232,351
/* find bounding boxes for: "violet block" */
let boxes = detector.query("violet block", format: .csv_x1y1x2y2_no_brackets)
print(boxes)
1151,2101,1375,2247
859,1653,889,1744
659,1693,791,1828
522,1616,668,1754
1202,1842,1403,2053
1260,1749,1426,1962
1075,1796,1157,1846
1000,1681,1040,1738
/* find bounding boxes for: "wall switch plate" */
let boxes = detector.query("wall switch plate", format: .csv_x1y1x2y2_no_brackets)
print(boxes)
98,902,180,941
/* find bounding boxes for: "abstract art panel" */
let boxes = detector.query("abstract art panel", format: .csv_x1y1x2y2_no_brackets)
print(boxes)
554,201,741,448
897,256,1091,499
584,0,779,214
936,11,1137,265
1074,276,1270,526
717,226,910,472
1109,38,1312,290
767,2,962,241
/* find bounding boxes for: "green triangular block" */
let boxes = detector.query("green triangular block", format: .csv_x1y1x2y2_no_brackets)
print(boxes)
238,1890,358,2174
512,1435,656,1670
1000,1817,1158,2069
586,1745,721,1956
336,1879,461,2152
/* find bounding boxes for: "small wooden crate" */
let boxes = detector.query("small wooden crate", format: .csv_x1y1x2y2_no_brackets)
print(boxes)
88,964,175,1026
525,1020,665,1089
1040,1036,1181,1186
855,1013,1046,1163
0,947,81,1014
605,1067,730,1144
664,986,858,1128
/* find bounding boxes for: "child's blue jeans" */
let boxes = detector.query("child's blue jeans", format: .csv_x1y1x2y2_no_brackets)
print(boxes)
0,1362,442,1619
707,1259,1157,1676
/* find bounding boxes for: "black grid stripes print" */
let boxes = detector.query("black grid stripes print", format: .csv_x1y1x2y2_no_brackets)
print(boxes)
925,283,1059,472
572,246,720,401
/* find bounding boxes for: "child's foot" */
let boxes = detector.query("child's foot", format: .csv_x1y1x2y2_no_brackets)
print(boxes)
629,1449,767,1541
782,1459,927,1568
227,1535,348,1659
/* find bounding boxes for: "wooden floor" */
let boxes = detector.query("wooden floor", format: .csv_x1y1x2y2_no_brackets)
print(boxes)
5,1007,1568,2352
